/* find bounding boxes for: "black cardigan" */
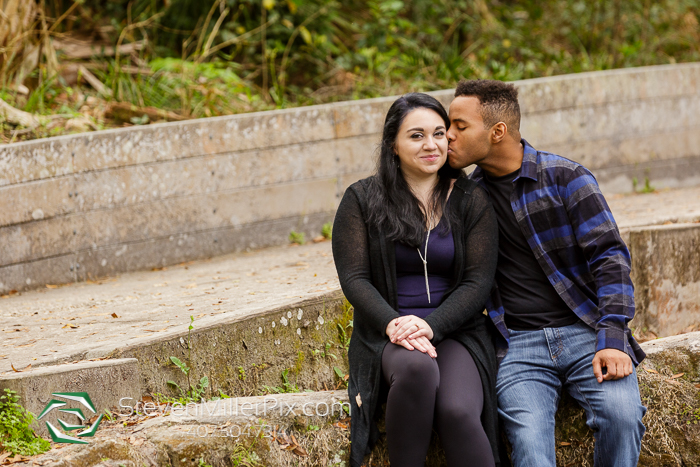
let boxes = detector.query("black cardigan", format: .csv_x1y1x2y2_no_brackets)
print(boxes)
332,176,503,467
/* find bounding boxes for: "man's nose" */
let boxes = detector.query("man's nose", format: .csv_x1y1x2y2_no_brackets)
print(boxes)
446,129,455,142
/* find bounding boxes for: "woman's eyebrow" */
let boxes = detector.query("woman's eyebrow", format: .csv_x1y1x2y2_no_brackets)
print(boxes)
405,125,445,133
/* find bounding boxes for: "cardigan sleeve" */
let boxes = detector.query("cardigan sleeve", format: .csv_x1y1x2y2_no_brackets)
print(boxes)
424,185,499,343
332,186,400,335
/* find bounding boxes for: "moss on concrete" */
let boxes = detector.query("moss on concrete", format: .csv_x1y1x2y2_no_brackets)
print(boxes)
108,291,352,400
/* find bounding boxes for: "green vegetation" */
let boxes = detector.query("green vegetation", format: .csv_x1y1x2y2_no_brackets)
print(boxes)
0,389,50,457
262,368,301,394
288,230,305,245
163,315,211,403
2,0,700,143
322,222,333,240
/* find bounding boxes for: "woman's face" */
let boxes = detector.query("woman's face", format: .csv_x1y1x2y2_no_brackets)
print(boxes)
394,108,448,180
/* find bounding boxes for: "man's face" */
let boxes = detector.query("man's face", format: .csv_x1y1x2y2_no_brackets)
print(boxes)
447,96,492,169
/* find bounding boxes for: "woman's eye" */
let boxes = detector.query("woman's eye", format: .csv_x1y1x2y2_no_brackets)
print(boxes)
434,131,445,137
411,133,424,139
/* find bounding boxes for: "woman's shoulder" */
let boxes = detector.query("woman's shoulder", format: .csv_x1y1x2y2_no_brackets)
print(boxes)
452,176,488,202
346,175,378,201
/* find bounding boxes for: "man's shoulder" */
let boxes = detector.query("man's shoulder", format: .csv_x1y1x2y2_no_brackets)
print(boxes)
527,146,595,187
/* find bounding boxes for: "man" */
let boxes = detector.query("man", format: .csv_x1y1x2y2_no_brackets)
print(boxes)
445,79,646,466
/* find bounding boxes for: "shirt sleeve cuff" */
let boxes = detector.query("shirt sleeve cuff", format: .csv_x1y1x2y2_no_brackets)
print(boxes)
595,327,627,354
423,314,444,343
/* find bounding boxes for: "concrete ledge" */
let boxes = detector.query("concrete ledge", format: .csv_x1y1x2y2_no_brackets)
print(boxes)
629,222,700,339
1,64,699,292
0,358,142,438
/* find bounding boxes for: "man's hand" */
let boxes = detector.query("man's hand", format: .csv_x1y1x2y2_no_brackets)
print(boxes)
592,348,633,383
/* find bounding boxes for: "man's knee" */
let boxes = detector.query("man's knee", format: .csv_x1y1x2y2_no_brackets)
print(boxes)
595,394,645,435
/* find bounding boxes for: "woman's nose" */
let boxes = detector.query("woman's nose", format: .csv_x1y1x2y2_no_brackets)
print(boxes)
424,137,438,150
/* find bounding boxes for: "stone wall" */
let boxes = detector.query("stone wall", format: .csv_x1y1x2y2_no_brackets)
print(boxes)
2,63,700,293
629,223,700,338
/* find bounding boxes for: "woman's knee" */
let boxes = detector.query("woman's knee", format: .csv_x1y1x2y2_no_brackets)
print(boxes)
435,397,482,428
388,348,439,387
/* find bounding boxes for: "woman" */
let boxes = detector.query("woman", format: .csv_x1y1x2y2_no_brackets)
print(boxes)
332,93,501,467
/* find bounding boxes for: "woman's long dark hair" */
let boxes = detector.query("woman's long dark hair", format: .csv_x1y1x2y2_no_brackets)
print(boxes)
366,93,463,248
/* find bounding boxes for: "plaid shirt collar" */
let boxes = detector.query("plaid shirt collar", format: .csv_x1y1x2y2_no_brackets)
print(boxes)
470,138,538,183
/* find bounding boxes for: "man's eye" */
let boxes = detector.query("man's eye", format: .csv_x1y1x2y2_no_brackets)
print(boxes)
457,126,466,131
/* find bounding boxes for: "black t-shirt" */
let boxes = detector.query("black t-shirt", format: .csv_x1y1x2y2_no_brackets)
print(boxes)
484,169,579,330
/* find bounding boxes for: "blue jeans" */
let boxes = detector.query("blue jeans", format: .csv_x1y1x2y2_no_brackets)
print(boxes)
497,321,646,467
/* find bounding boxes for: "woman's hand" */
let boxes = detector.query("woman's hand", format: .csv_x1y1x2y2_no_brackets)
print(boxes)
385,316,436,358
389,315,434,342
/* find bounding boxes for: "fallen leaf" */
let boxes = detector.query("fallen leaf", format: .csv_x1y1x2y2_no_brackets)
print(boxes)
333,421,349,430
0,452,10,463
111,313,119,318
46,284,58,289
559,442,571,446
666,379,681,385
671,373,685,379
62,323,78,329
10,363,30,372
695,383,700,389
355,393,362,408
291,445,308,456
644,368,658,374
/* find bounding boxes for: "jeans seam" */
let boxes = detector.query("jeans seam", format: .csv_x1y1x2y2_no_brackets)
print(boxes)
568,379,604,465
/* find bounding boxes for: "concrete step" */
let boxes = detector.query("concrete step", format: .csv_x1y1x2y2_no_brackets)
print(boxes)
0,359,141,439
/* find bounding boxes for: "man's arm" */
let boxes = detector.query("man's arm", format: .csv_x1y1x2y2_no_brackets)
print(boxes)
563,165,635,379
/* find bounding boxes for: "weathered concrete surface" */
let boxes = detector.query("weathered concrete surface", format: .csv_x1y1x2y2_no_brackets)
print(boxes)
16,391,351,467
629,223,700,339
0,358,142,438
0,240,354,428
1,64,700,293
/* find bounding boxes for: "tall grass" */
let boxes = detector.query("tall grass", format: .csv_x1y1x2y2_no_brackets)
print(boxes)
2,0,700,142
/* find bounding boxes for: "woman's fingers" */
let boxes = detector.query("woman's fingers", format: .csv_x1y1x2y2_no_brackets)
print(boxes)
391,318,417,342
392,317,434,342
408,327,431,340
396,338,415,352
409,336,437,358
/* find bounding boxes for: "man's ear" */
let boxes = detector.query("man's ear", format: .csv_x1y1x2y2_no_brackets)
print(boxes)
490,122,508,144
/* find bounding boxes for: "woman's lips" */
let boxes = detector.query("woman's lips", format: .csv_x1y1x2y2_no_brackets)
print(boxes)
421,154,441,161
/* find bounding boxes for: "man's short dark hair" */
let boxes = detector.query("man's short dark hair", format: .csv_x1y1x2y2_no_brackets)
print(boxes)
454,79,520,133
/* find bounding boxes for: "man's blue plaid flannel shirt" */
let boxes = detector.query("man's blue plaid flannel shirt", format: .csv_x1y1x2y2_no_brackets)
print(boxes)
471,140,646,364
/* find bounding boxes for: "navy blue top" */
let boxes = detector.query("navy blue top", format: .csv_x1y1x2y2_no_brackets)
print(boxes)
395,216,454,318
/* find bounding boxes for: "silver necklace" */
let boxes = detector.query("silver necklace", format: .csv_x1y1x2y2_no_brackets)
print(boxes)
416,219,436,304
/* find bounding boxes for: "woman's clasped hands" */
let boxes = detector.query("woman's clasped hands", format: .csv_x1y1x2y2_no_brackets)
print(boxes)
385,315,437,358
